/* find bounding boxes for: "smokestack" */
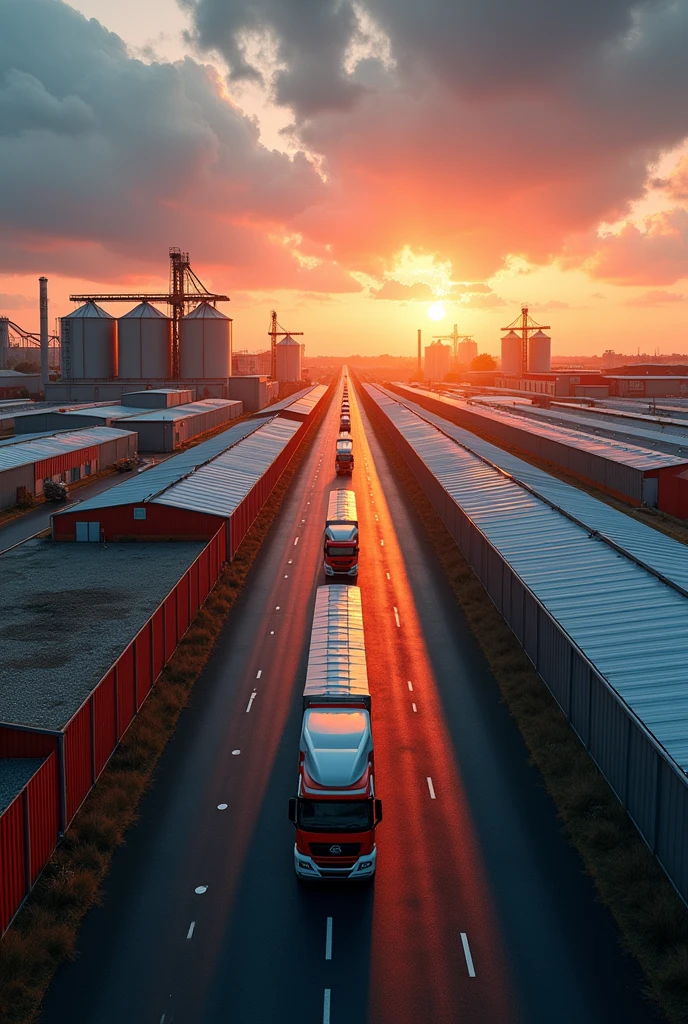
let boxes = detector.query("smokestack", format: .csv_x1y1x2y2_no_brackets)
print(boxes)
417,328,422,377
0,318,9,371
39,277,49,391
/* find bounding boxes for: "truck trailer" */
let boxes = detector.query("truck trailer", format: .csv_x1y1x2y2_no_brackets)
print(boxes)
335,433,354,475
324,489,358,576
288,585,382,879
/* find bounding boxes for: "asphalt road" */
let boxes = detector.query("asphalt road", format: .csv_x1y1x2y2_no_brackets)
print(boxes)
39,376,662,1024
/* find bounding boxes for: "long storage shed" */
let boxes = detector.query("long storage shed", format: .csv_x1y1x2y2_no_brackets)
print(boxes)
119,398,243,451
384,386,688,594
251,383,329,420
0,426,137,509
391,384,688,510
361,382,688,903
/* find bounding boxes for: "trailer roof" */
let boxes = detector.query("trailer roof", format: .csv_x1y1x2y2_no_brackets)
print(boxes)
366,385,688,773
303,586,369,702
326,489,357,523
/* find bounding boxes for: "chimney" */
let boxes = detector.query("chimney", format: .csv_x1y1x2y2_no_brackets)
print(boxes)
39,277,49,390
0,318,9,371
417,329,422,376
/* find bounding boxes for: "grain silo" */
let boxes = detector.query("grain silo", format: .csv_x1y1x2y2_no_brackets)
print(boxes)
60,301,117,379
180,302,232,379
118,303,172,379
501,330,522,376
276,334,302,382
528,330,551,372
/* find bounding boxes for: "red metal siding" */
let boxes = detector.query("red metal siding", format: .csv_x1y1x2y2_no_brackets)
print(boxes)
177,572,190,638
164,596,177,662
0,797,26,933
189,560,200,618
64,703,93,824
152,607,165,679
27,754,59,883
0,727,58,758
135,626,153,709
53,503,221,542
35,445,100,486
658,467,688,519
116,646,136,736
199,546,210,599
93,669,117,776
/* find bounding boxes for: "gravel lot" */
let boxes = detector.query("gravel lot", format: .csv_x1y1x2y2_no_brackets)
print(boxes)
0,539,205,730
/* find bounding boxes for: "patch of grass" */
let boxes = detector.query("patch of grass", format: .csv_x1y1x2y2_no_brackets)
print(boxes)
357,377,688,1024
0,385,334,1024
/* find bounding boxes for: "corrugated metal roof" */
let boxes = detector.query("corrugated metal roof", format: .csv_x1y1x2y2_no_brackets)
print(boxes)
384,386,688,594
121,399,241,423
63,301,113,319
303,586,369,701
251,385,317,417
0,426,137,473
399,385,688,470
366,384,688,772
154,416,302,517
60,418,266,512
285,384,329,418
48,404,144,421
120,302,169,320
183,302,230,320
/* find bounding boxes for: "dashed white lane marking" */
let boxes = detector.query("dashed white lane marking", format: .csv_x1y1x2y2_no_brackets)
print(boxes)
426,777,436,800
195,885,208,894
323,989,331,1024
393,607,401,628
407,680,413,691
187,921,196,939
283,574,289,578
276,606,280,610
256,669,262,679
232,749,240,755
325,917,333,960
288,559,293,564
380,539,384,546
385,571,390,579
217,803,228,810
461,933,476,977
246,692,257,713
294,537,299,546
270,630,275,634
412,703,417,713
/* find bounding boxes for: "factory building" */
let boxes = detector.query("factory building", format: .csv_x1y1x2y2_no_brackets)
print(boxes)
120,398,242,452
605,375,688,398
232,350,272,376
275,334,302,382
424,341,451,381
0,426,137,509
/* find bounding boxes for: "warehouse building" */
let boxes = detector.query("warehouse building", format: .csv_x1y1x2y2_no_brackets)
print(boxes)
116,398,242,451
361,383,688,905
391,384,688,511
0,427,138,509
251,383,329,421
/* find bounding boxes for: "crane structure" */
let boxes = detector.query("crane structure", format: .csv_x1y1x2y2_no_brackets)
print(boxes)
268,310,303,380
70,247,229,378
432,323,474,362
501,306,550,376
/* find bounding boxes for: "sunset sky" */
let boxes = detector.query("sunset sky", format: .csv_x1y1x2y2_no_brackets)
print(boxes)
2,0,688,357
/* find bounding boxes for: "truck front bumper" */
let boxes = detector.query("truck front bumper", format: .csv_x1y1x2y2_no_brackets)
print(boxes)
323,563,359,577
294,845,376,880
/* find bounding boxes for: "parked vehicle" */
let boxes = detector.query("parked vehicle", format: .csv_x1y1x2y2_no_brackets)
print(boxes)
289,585,381,880
324,489,358,576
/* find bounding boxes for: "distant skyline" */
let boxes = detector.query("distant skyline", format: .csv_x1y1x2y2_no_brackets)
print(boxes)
1,0,688,356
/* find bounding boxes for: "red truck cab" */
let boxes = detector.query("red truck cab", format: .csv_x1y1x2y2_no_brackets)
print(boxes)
335,434,354,475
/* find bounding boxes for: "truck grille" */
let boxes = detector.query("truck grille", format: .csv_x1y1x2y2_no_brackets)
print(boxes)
310,842,361,857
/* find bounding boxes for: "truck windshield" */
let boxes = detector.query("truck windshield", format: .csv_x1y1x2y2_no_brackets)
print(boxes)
326,546,356,557
298,799,373,832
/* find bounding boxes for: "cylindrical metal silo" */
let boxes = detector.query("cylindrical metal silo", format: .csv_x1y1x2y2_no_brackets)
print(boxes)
501,330,522,375
118,302,172,379
276,335,302,382
60,301,117,379
180,302,232,379
528,330,551,373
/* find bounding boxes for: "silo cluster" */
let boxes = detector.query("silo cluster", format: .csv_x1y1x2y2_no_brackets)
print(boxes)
500,330,521,376
60,299,232,381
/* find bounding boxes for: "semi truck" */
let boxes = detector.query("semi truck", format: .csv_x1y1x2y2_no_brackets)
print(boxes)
288,585,382,880
340,412,351,432
335,434,354,475
324,489,358,576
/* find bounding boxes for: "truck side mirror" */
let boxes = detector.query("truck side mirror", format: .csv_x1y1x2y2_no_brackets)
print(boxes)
288,798,297,825
374,799,383,825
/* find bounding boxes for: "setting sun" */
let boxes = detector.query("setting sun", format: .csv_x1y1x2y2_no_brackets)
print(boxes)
427,302,446,321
